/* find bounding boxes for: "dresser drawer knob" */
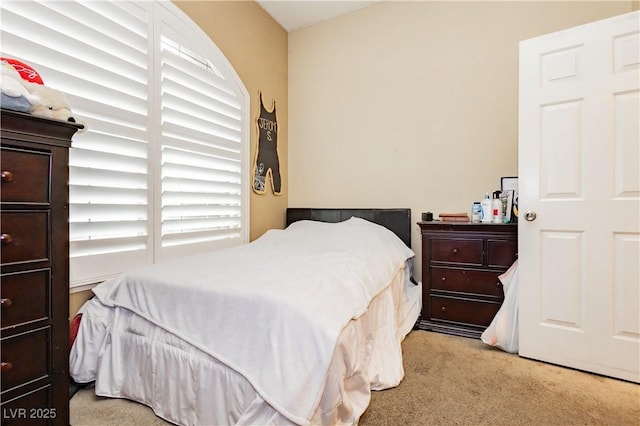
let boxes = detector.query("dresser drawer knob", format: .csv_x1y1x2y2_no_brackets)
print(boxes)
0,233,12,244
0,362,12,372
451,248,459,254
0,298,12,308
496,282,502,287
1,170,14,182
441,276,446,281
441,306,447,312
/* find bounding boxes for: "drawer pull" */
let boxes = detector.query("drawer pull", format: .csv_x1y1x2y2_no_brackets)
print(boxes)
441,306,447,312
496,282,501,287
0,362,12,372
0,298,12,308
1,170,14,182
441,276,446,281
0,233,13,244
451,248,459,254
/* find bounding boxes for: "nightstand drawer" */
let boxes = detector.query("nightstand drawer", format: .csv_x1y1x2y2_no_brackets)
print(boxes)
0,147,50,204
1,270,50,329
431,238,483,265
0,211,49,266
487,239,518,267
431,267,503,298
1,327,50,392
429,296,501,327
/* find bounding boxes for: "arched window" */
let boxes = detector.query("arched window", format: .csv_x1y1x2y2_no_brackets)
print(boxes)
1,1,250,290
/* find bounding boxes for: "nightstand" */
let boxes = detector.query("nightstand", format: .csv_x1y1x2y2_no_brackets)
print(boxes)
417,221,518,339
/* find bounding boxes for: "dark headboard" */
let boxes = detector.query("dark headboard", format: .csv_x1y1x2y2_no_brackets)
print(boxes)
286,208,412,249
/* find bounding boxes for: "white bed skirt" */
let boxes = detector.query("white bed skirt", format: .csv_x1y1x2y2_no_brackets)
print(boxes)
70,268,421,425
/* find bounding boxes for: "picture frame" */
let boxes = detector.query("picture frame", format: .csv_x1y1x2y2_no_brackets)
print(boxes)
504,190,513,222
501,176,518,222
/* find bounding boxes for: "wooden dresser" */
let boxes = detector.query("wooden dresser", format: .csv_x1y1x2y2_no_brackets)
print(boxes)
1,109,82,425
418,222,518,339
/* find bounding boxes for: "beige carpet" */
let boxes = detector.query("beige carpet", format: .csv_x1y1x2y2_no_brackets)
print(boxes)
70,330,640,426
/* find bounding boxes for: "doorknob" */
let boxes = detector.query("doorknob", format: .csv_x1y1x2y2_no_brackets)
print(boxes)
524,211,537,221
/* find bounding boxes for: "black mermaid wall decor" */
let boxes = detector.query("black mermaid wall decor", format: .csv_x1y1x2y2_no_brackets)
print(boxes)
252,91,282,195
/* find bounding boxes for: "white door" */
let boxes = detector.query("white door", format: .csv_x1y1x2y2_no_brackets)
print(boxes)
519,11,640,383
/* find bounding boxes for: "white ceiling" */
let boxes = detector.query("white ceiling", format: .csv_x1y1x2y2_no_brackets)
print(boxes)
256,0,379,32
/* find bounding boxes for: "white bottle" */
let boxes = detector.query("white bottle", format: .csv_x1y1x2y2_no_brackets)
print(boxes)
480,192,492,223
492,191,503,223
471,202,482,223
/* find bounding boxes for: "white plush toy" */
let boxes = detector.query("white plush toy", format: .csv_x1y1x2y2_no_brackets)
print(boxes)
0,62,41,112
25,81,84,127
1,57,85,128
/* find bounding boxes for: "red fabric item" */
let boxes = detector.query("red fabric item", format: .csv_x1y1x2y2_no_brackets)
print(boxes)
69,313,83,349
1,57,44,84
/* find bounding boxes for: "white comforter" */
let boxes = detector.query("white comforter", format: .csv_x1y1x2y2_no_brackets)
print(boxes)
86,217,414,425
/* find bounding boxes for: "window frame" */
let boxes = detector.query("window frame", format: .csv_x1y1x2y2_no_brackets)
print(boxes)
0,0,250,292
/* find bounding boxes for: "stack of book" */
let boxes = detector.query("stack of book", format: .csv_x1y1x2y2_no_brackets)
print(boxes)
439,213,470,222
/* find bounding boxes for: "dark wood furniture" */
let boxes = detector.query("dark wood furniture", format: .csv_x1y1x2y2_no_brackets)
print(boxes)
1,109,83,425
418,222,517,339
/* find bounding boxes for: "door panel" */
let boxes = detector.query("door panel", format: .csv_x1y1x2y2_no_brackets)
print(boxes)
539,230,584,329
613,32,639,73
613,234,639,338
540,100,583,197
614,91,639,197
519,11,639,383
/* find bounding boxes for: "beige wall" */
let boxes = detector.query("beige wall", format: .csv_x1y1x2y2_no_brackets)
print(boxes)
71,0,288,316
288,1,634,280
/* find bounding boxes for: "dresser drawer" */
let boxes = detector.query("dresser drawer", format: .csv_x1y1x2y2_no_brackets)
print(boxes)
429,296,501,327
1,327,50,392
0,212,49,265
487,239,518,267
431,237,483,265
431,267,503,298
1,270,50,329
1,384,52,426
0,148,50,204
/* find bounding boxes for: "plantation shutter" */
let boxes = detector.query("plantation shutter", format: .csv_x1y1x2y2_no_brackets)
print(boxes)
0,1,249,289
156,9,246,260
0,1,152,286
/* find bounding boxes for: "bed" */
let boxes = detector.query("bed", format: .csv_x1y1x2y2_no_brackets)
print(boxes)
70,208,421,425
